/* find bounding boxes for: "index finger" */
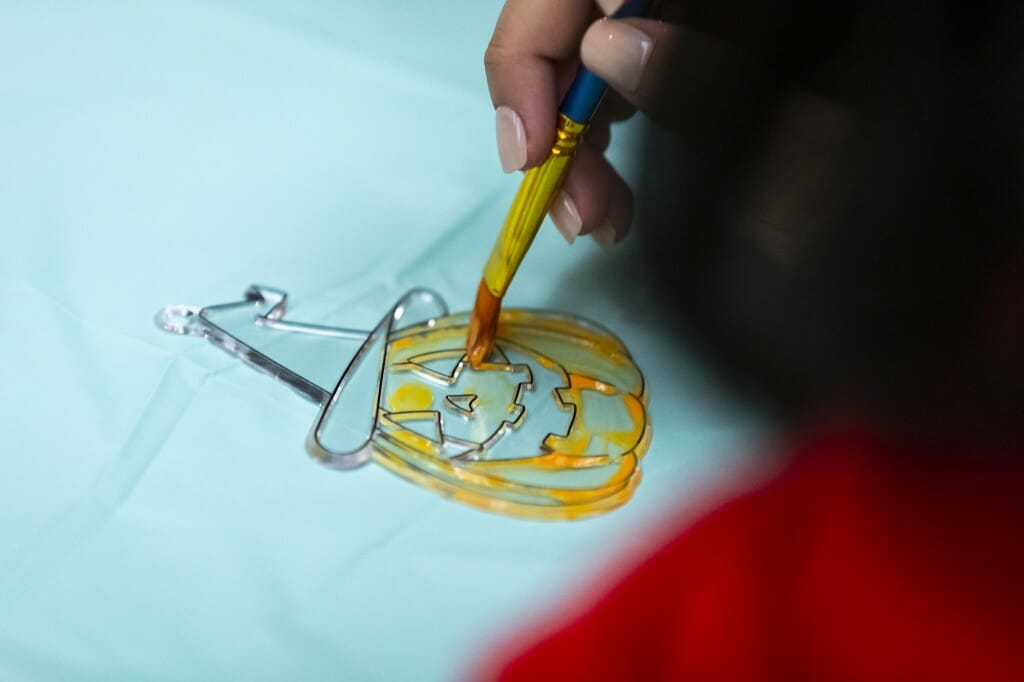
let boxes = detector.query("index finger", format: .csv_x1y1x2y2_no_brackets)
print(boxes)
485,0,598,169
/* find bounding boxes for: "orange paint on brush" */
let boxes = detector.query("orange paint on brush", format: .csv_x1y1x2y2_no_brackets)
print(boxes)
465,279,501,367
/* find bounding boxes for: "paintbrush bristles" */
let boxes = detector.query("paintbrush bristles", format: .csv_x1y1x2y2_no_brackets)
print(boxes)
465,279,501,368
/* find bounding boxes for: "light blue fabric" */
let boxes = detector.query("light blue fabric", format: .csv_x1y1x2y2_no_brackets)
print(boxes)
0,2,765,679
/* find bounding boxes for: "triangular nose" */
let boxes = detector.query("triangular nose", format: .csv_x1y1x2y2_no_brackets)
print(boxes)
445,394,477,414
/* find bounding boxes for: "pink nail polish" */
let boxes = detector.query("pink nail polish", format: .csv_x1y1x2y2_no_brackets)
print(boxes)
549,191,582,245
495,106,527,173
582,20,654,93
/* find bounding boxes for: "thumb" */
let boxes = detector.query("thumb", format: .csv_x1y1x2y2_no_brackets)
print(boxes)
583,16,761,140
580,18,685,114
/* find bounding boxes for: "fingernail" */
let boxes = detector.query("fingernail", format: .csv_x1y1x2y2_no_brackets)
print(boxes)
581,20,653,93
591,220,618,250
595,0,623,15
549,191,582,244
495,105,527,173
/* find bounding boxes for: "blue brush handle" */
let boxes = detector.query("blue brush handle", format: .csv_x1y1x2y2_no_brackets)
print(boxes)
559,0,655,124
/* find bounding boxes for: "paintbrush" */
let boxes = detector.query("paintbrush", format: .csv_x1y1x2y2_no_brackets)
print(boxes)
466,0,654,366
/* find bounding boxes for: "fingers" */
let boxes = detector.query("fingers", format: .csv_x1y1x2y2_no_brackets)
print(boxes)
580,17,684,114
549,143,634,249
485,0,597,171
485,1,640,249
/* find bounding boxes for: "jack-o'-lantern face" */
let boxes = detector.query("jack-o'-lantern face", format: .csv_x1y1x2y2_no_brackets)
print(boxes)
373,309,650,520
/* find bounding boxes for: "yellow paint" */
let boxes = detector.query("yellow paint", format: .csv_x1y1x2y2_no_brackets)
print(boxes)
387,382,433,412
390,337,415,352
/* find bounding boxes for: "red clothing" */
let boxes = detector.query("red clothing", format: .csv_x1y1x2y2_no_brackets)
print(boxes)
481,425,1024,681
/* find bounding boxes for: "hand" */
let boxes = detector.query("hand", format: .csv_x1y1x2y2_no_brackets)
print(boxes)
485,0,683,247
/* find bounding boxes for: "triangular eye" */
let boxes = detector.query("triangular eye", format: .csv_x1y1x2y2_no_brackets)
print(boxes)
445,394,478,415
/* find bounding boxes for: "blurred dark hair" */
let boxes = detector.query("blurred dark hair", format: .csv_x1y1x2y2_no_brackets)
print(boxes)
638,1,1024,441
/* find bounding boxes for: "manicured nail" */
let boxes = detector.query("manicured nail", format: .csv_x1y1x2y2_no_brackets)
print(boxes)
581,20,653,93
595,0,623,15
495,105,527,173
591,220,618,250
549,191,582,244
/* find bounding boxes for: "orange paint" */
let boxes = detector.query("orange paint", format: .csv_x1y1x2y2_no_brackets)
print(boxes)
465,279,501,368
371,307,651,520
544,373,645,458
